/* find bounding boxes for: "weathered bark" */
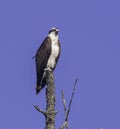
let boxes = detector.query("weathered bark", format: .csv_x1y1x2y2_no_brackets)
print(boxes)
45,69,56,129
34,69,78,129
34,69,57,129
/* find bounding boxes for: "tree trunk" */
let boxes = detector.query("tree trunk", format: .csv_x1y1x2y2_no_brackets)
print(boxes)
45,69,56,129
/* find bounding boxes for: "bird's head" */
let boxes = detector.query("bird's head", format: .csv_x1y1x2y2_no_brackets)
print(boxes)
48,27,59,35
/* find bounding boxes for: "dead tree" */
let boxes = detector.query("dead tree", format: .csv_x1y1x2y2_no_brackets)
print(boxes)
34,68,78,129
34,69,58,129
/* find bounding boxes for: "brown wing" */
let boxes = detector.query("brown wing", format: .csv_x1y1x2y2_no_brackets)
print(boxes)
35,37,51,93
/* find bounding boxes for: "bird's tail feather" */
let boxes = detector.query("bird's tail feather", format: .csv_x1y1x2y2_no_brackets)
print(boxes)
36,84,42,95
36,78,46,94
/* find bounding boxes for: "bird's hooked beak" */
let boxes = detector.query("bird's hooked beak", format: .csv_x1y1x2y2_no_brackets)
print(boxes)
56,28,59,32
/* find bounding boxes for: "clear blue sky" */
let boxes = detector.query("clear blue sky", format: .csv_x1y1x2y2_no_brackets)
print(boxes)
0,0,120,129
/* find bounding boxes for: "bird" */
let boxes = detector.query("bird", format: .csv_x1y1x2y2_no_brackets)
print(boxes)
35,27,61,94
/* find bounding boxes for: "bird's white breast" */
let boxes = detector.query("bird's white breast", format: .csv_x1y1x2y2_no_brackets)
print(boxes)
47,34,59,69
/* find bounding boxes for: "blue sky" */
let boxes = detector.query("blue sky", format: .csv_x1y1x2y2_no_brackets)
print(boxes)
0,0,120,129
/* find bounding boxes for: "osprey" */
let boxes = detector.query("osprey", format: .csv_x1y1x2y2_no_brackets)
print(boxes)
35,28,61,94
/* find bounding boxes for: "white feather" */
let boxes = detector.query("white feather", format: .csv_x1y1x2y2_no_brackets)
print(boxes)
47,32,59,69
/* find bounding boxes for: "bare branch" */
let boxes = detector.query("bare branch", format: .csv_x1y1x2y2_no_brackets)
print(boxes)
67,78,78,119
61,90,67,117
34,105,46,117
60,78,78,129
59,121,68,129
